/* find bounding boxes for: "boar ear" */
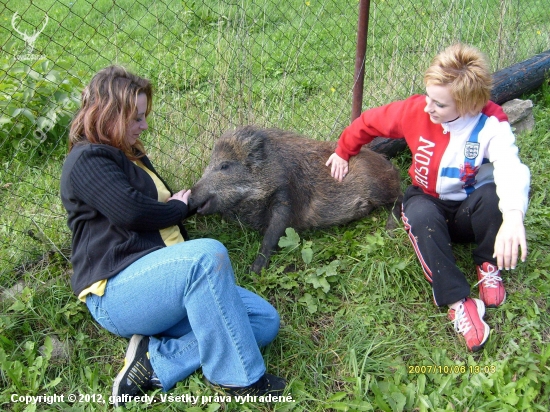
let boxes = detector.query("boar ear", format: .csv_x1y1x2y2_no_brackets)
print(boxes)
235,126,267,167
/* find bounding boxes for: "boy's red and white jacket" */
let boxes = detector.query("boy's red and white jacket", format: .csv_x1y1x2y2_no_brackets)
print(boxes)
335,94,530,216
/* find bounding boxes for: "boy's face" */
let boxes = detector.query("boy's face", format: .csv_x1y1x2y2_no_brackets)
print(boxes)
424,84,460,124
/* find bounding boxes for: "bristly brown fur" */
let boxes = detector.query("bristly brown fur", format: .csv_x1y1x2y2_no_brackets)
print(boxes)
189,125,402,274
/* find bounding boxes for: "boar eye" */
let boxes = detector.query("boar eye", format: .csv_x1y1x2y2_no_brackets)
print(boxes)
219,162,230,171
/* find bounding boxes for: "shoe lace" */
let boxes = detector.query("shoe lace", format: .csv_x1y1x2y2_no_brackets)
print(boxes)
474,265,502,289
127,353,159,391
453,303,472,335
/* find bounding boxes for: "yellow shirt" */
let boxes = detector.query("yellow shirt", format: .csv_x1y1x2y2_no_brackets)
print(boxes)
134,160,185,246
78,160,184,302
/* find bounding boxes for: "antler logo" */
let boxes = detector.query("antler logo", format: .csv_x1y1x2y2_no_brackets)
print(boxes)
11,12,49,58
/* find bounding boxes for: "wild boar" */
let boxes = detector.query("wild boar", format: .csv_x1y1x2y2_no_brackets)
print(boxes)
189,125,402,274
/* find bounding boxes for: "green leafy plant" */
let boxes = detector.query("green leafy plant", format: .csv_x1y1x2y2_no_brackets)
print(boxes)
278,228,342,313
0,42,84,160
0,336,60,395
277,227,316,266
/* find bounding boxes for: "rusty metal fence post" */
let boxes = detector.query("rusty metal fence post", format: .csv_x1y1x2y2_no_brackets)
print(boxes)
351,0,371,122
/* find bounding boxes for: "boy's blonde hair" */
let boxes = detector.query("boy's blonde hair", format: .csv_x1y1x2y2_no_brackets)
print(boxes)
424,43,492,116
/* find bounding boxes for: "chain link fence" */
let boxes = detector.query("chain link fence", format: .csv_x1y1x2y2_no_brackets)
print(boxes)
1,0,549,281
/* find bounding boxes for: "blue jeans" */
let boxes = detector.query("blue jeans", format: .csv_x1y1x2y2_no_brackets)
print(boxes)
85,238,280,390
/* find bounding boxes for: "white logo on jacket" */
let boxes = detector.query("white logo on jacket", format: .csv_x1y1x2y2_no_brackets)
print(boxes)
464,142,480,159
414,136,436,189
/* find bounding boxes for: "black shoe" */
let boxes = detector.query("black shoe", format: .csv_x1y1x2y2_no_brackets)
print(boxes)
212,373,287,397
112,335,162,407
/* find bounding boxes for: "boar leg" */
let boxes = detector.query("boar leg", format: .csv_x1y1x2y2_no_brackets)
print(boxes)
251,198,292,274
385,194,403,234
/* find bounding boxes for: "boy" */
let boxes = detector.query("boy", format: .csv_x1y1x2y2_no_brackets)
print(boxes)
326,43,530,351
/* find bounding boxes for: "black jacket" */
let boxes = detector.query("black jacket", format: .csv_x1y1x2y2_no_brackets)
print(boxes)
60,142,189,296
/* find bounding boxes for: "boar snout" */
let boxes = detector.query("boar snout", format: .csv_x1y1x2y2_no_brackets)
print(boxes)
188,190,217,215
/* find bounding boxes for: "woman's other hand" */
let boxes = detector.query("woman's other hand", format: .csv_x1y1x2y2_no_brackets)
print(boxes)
168,189,191,205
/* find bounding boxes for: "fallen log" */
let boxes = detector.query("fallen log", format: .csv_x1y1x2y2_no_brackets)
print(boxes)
369,49,550,157
492,49,550,104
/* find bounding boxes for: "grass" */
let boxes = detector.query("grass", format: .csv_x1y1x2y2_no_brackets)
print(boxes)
1,0,550,411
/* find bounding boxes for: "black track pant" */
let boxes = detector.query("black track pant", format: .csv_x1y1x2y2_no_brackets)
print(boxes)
401,183,502,306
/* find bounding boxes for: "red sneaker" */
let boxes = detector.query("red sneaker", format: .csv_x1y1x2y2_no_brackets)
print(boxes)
476,263,506,308
448,298,490,352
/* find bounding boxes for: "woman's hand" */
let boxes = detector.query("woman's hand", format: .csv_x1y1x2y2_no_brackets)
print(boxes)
168,189,191,205
325,153,349,182
493,209,527,270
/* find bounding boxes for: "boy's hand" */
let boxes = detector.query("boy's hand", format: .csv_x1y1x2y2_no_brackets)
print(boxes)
326,153,349,182
493,210,527,270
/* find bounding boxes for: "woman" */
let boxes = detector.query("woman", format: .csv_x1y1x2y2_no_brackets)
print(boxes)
326,43,530,352
60,65,286,406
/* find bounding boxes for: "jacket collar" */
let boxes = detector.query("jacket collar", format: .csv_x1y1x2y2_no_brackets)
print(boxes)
442,112,482,135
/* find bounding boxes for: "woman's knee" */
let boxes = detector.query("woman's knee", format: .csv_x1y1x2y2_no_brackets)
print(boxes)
186,238,232,268
256,305,280,347
189,238,228,254
238,287,281,346
266,314,280,344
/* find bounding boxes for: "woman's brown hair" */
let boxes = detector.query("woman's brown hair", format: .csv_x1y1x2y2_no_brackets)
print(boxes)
69,65,152,159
